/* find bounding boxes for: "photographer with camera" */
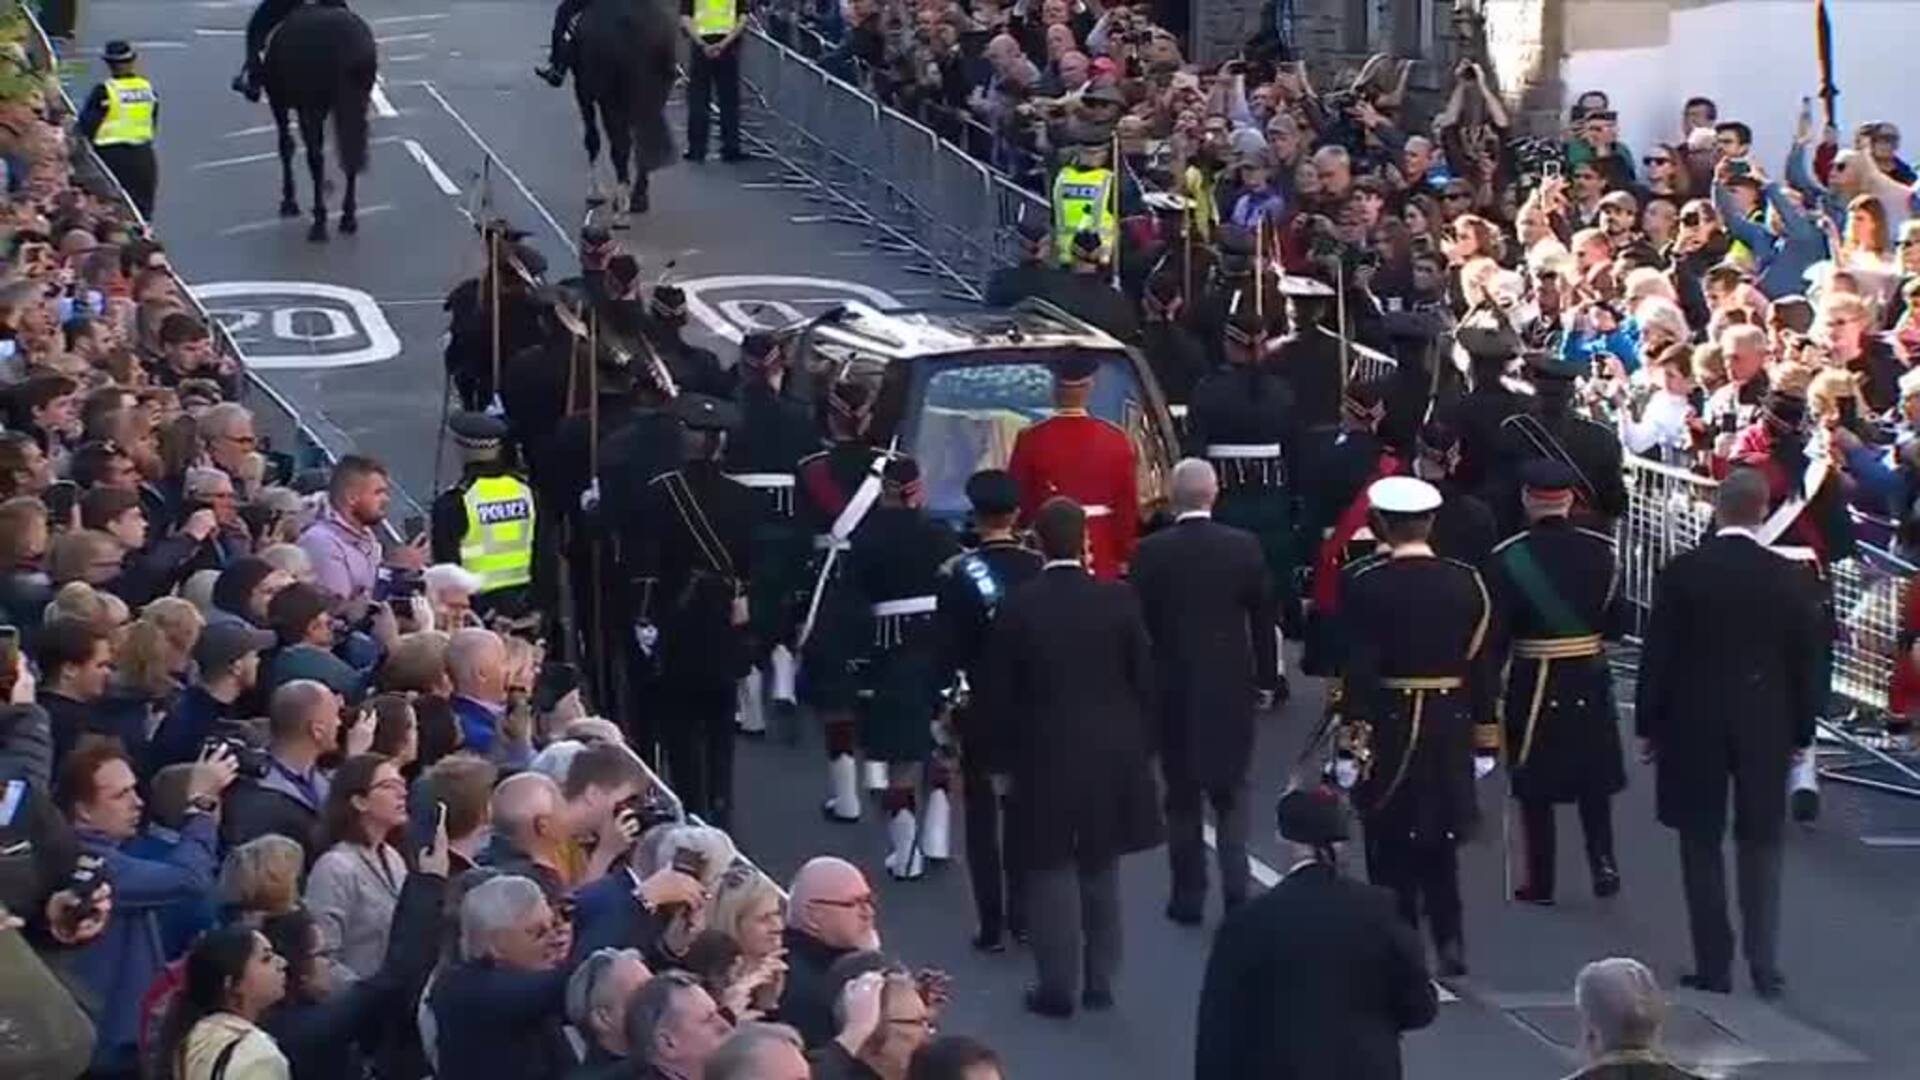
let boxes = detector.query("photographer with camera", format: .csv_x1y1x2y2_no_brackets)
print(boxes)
148,621,273,772
222,679,374,850
59,736,236,1077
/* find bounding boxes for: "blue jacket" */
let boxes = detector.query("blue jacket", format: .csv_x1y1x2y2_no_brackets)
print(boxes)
147,684,239,774
1560,320,1642,373
1713,180,1828,298
66,812,219,1071
121,825,220,958
452,695,530,768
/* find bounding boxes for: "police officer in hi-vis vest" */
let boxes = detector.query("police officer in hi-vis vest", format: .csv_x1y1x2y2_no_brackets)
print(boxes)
431,411,538,619
78,41,159,220
1050,125,1116,268
680,0,749,162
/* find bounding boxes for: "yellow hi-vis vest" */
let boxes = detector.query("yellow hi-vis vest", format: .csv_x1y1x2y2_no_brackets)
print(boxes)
95,76,156,147
692,0,738,37
459,475,536,593
1052,165,1115,266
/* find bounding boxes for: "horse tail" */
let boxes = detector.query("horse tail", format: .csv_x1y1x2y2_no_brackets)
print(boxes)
335,59,375,176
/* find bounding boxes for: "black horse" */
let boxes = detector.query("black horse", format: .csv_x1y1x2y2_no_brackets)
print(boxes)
571,0,676,225
260,3,377,242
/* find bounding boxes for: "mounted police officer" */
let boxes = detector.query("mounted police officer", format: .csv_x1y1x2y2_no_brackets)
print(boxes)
1187,301,1298,700
79,42,159,220
797,380,890,822
625,394,761,829
232,0,345,101
724,331,816,737
431,411,538,620
1487,459,1625,905
850,456,960,880
1329,476,1499,978
936,469,1043,949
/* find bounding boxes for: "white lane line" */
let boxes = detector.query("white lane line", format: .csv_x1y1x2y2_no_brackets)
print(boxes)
133,41,189,49
373,12,450,24
1201,823,1458,1002
224,123,280,139
193,27,245,36
219,203,393,236
419,81,576,254
370,82,398,119
1860,836,1920,848
386,53,428,63
405,139,461,196
195,136,400,170
376,32,432,45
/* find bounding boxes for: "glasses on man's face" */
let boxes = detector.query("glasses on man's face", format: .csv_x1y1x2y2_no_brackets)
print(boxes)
1441,191,1470,202
1644,156,1671,167
814,893,877,911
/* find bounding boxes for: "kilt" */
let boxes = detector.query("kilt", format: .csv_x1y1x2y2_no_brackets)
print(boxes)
858,603,942,763
798,547,864,710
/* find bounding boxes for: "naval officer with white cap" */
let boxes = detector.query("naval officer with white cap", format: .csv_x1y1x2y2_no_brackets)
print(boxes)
1329,474,1500,978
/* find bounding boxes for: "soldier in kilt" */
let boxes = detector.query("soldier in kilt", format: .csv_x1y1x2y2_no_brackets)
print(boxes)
1486,459,1627,904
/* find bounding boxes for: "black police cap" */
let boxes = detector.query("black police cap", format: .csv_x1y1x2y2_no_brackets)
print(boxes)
1523,351,1584,383
1053,352,1101,383
448,410,509,449
965,469,1019,515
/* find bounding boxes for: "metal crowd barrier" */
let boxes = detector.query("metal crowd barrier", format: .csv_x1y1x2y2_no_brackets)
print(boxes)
740,28,1046,300
1615,456,1920,798
16,1,342,479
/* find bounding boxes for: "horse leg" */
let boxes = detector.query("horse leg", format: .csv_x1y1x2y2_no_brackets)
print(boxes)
273,102,299,217
298,107,330,242
576,81,605,207
604,99,633,227
339,166,358,234
629,118,649,216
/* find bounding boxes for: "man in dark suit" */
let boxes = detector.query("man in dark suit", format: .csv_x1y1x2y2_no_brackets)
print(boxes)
1131,459,1277,923
981,497,1164,1018
1194,786,1437,1079
1635,468,1823,999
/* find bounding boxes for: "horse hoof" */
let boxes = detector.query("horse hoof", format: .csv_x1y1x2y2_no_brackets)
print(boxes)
612,211,629,231
339,214,358,235
279,200,300,218
307,222,329,243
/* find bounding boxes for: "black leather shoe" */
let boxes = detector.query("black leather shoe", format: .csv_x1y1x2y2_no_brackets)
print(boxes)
1272,675,1291,705
1164,902,1203,927
1023,987,1074,1018
1512,886,1556,906
683,150,706,163
1435,941,1467,978
1679,972,1732,994
1591,858,1621,898
1752,969,1787,1000
720,149,750,162
535,64,565,87
970,930,1005,954
1081,988,1114,1010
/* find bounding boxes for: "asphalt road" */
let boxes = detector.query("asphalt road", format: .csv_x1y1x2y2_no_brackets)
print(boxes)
78,2,1920,1076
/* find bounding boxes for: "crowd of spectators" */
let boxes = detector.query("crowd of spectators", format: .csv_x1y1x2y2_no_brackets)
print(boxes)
0,19,1012,1080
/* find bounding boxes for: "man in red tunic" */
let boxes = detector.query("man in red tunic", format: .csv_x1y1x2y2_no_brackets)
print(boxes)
1008,353,1139,578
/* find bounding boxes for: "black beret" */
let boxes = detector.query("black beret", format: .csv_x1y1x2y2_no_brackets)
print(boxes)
1276,785,1350,845
673,393,741,432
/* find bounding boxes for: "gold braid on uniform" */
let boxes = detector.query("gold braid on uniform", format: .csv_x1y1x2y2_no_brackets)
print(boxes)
1466,568,1502,755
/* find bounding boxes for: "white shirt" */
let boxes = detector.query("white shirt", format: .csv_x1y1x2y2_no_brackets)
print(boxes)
1042,559,1085,571
1617,388,1692,457
1715,526,1760,541
1175,510,1212,523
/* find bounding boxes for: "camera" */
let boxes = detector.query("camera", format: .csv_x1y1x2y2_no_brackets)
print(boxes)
202,735,271,779
61,854,109,931
671,846,710,881
619,787,682,833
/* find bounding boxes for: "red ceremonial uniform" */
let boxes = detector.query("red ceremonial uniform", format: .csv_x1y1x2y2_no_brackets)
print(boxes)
1008,410,1139,578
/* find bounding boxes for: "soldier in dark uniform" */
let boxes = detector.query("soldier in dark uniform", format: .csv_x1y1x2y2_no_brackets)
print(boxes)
641,284,730,398
444,228,549,412
624,394,761,830
1187,302,1298,698
1409,421,1498,569
1045,230,1141,343
724,331,818,737
1139,273,1210,419
983,219,1059,309
1298,381,1402,676
935,470,1043,950
430,411,537,620
1487,460,1626,904
1439,315,1527,498
1141,192,1216,313
796,380,890,822
1494,353,1628,535
849,457,961,879
1189,227,1284,367
1268,274,1345,432
1332,476,1500,977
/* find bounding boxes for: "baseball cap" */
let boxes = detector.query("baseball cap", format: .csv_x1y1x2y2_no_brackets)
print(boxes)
194,622,276,675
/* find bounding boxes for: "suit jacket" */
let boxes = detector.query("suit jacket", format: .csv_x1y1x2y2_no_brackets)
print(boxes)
1130,514,1277,788
1634,531,1823,844
1194,861,1436,1080
980,565,1164,869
